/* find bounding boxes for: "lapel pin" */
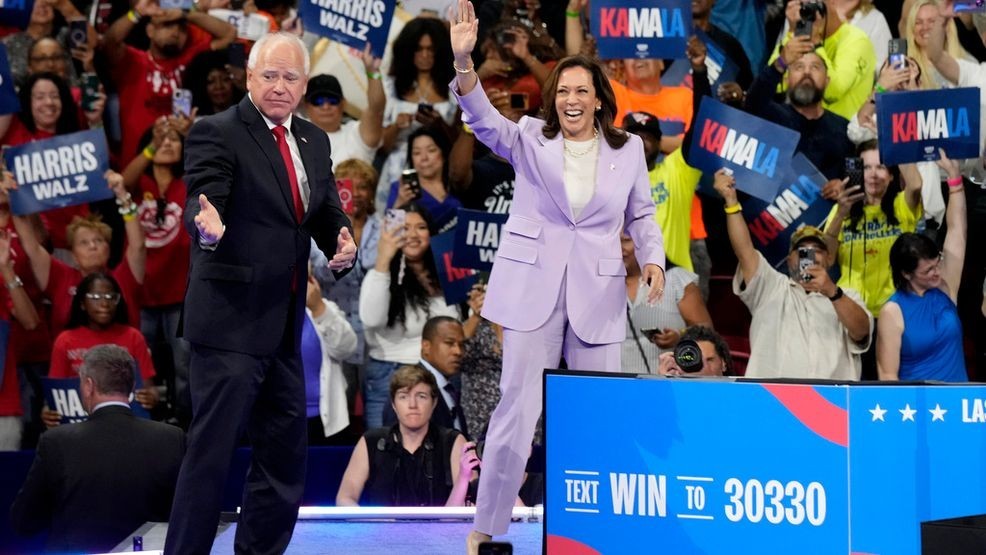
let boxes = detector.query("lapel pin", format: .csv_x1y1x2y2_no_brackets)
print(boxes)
301,136,308,144
610,163,616,170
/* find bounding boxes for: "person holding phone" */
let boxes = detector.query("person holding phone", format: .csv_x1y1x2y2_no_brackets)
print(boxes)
713,168,872,384
386,127,463,232
476,19,562,116
450,2,667,550
183,49,246,117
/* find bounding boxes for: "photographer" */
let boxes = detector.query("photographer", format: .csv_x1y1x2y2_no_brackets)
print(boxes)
714,169,872,380
658,326,733,377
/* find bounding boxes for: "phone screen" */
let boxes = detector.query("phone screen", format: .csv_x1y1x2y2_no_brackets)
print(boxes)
385,209,406,236
172,89,193,117
798,247,815,281
888,39,907,71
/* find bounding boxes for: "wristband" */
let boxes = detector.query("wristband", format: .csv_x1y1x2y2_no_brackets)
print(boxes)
874,84,887,94
774,56,788,73
127,9,141,23
142,145,156,160
118,201,138,216
5,275,23,290
366,71,381,80
565,10,581,17
827,287,844,302
122,211,138,222
462,122,474,135
453,61,474,74
724,203,742,214
947,176,963,187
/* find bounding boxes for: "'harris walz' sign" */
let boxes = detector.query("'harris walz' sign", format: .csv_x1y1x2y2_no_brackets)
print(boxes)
876,87,980,165
3,129,112,215
590,0,692,60
452,209,507,272
688,99,800,202
298,0,395,58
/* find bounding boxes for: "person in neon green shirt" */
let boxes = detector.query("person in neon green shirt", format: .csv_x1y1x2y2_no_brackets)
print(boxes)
623,111,700,271
768,0,876,120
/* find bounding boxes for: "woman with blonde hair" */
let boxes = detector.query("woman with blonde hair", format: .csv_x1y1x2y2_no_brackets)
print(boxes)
903,0,973,90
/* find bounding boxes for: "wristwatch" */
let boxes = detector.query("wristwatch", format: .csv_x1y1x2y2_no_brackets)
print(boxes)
5,275,23,290
827,287,844,302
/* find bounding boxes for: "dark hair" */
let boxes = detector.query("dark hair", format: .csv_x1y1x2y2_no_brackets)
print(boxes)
389,18,454,100
486,19,563,80
539,55,628,149
184,49,244,116
680,326,733,376
406,126,451,187
137,124,185,177
389,364,440,402
422,316,461,342
889,232,940,291
79,345,136,396
847,140,900,232
67,272,129,329
18,72,79,135
387,203,441,328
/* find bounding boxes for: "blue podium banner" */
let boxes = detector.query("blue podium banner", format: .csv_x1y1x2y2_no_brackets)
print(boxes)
544,373,986,554
451,209,507,272
3,129,112,215
430,230,479,305
0,44,19,115
590,0,692,60
876,87,980,165
298,0,395,58
661,30,739,91
688,99,799,202
0,0,35,29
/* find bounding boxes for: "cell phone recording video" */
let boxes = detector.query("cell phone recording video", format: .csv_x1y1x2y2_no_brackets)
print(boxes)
172,88,193,118
401,168,422,200
845,157,863,189
888,38,907,71
384,208,406,236
69,19,88,50
81,73,101,113
798,246,816,282
509,92,529,111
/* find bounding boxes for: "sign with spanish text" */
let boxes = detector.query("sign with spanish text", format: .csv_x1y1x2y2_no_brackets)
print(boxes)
688,99,799,202
590,0,692,60
3,130,112,215
430,229,479,305
876,87,980,165
452,209,507,272
298,0,395,58
0,44,18,115
661,30,739,91
0,0,35,29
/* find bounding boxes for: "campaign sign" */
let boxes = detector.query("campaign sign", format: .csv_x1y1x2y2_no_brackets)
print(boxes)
688,99,799,202
3,129,112,215
43,375,151,425
430,230,479,305
451,209,507,272
0,0,35,29
208,9,270,41
661,30,739,91
545,374,986,554
0,320,8,391
590,0,692,60
0,44,19,115
298,0,395,58
741,154,833,268
876,87,980,165
159,0,193,9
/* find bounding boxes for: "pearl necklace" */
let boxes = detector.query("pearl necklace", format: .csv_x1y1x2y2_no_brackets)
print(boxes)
564,128,599,158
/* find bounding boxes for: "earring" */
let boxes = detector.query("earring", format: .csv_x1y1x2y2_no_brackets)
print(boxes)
595,106,601,111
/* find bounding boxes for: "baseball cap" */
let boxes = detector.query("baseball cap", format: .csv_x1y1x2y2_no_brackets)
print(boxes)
305,74,344,104
622,111,663,142
790,225,828,252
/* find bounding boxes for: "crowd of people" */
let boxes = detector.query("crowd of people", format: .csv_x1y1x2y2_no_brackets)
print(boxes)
2,0,986,550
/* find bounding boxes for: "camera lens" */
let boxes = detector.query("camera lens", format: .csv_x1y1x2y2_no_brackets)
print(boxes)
673,339,704,373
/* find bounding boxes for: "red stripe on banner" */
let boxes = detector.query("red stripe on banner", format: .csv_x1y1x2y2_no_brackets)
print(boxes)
546,534,603,555
761,384,848,447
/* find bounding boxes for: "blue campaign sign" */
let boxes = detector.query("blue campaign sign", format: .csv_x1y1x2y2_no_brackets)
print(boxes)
590,0,692,60
3,129,113,215
298,0,395,58
0,0,35,29
661,30,739,91
876,87,981,165
0,44,19,115
43,374,151,425
430,230,479,305
451,209,507,272
688,99,799,202
0,320,8,392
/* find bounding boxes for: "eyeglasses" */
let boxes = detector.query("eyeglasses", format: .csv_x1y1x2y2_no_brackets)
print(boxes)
309,95,341,107
914,255,943,279
85,292,121,303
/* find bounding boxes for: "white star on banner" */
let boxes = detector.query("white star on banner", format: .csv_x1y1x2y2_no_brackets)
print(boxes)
929,404,947,422
869,404,887,422
900,404,917,422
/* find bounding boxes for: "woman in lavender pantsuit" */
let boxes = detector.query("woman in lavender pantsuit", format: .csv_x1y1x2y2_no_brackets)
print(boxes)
449,2,667,551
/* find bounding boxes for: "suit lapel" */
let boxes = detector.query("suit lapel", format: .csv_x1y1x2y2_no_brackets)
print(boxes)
291,119,321,224
239,98,299,220
536,132,575,224
577,134,628,223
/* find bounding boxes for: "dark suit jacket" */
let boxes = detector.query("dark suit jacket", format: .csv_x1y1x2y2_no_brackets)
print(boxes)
181,96,353,356
9,405,186,553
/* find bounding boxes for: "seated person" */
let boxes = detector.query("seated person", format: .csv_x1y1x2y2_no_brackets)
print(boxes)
658,326,733,377
336,365,479,506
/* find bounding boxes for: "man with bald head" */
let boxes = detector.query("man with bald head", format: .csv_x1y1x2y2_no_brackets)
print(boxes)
165,32,357,554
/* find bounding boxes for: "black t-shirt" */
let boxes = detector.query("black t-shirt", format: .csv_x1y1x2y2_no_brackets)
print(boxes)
462,155,516,214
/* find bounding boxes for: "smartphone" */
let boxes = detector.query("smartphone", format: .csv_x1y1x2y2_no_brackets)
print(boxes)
172,88,193,118
798,246,815,281
478,542,513,555
888,38,907,71
509,92,529,111
794,18,813,38
845,157,863,188
384,208,406,236
228,42,246,69
954,0,986,13
640,328,661,338
68,19,88,50
81,73,100,112
336,178,354,215
496,29,516,46
401,168,422,200
416,103,433,115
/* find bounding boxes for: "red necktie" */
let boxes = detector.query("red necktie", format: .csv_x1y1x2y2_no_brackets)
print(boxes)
272,125,304,222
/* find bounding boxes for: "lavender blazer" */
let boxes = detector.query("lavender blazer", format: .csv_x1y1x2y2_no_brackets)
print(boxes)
452,81,665,345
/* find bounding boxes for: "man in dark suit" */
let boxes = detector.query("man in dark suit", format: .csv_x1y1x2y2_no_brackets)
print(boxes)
164,31,356,555
9,345,185,553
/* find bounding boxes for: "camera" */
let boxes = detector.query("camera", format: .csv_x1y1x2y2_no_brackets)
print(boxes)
496,29,516,47
799,0,826,24
673,339,704,374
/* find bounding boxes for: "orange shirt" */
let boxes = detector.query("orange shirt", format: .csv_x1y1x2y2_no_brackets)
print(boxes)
610,80,693,135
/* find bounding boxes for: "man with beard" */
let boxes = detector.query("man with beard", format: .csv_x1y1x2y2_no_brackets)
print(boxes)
101,0,236,164
745,41,854,180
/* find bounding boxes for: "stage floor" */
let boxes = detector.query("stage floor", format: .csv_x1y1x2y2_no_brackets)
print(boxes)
114,520,543,554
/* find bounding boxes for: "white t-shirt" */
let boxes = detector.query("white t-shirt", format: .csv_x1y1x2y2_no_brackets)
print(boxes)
325,119,378,170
